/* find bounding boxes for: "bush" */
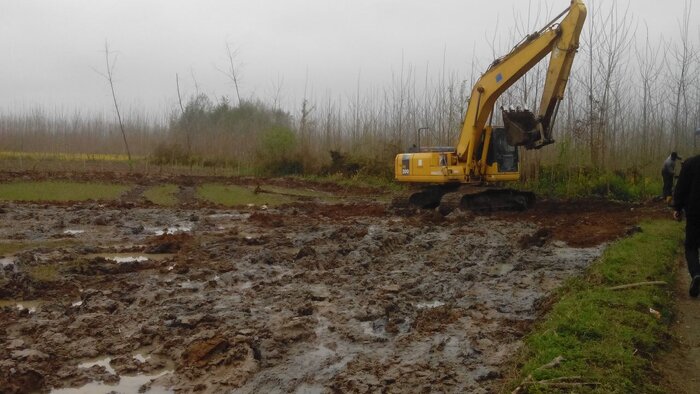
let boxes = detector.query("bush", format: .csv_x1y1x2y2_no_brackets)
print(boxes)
524,165,663,201
255,126,303,176
149,143,194,166
321,150,393,179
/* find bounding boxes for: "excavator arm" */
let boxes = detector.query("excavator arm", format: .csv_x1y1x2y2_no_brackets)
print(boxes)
456,0,587,165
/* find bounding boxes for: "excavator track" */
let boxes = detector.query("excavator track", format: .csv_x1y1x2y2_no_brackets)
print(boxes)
392,185,535,215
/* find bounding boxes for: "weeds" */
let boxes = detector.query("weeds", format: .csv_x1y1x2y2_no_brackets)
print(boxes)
509,220,683,393
522,165,663,201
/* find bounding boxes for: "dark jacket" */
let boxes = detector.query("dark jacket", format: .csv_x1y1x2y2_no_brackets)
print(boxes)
674,155,700,216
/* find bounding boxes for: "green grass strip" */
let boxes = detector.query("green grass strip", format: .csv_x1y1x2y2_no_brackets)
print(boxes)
510,220,683,393
143,184,179,206
0,181,129,202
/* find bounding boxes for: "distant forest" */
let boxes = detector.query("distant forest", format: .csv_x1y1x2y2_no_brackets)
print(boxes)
1,1,698,178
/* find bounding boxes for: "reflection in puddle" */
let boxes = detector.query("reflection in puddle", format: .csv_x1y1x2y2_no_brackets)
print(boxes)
1,256,16,267
148,223,193,236
0,300,43,313
207,212,250,220
50,371,172,394
416,300,445,309
90,253,174,264
50,357,173,394
133,353,151,363
180,280,202,289
78,357,115,374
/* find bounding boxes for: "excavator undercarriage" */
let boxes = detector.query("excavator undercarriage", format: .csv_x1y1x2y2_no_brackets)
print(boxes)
392,185,535,215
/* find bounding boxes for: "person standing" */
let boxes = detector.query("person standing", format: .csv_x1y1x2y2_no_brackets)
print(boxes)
663,152,682,203
673,154,700,297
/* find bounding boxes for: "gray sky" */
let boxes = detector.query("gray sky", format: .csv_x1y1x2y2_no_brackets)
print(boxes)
1,0,697,117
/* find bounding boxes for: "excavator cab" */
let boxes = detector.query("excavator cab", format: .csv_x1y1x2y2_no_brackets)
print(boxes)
486,127,519,173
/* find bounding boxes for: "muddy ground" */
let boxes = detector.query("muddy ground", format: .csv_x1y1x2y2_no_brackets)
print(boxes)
0,174,666,393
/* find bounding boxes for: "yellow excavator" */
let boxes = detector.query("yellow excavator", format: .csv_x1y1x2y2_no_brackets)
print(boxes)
394,0,587,214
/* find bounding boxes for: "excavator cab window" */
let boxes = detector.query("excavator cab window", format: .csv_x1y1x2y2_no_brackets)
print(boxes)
486,128,519,173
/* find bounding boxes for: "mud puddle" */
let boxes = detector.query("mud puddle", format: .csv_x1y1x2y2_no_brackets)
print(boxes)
0,299,43,313
0,197,657,393
88,253,175,263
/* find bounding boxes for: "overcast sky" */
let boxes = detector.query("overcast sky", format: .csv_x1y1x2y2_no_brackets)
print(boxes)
1,0,697,118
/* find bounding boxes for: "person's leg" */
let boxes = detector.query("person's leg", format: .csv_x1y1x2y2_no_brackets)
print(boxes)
663,171,673,198
685,217,700,296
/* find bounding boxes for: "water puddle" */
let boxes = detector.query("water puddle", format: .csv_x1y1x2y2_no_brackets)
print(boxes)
89,253,175,264
50,356,173,394
0,299,43,313
360,319,388,338
133,353,151,363
207,212,250,220
51,371,172,394
63,229,85,235
147,223,193,236
416,300,446,309
0,256,15,267
180,280,203,289
78,356,116,374
488,263,515,276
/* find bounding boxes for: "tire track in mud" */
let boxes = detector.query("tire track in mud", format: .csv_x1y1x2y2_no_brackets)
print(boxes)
0,198,667,393
120,184,147,204
177,185,197,206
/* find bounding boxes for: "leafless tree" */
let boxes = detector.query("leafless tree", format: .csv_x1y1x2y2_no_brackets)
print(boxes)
95,41,131,162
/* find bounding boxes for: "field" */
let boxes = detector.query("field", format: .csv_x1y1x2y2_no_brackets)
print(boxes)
0,170,671,393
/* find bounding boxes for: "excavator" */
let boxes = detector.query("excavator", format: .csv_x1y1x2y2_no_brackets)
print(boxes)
394,0,587,214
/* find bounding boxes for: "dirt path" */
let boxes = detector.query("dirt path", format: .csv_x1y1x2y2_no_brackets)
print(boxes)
121,184,147,204
176,185,197,206
659,258,700,393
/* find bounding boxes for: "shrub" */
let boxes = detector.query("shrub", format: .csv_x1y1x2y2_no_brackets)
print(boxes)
255,126,303,175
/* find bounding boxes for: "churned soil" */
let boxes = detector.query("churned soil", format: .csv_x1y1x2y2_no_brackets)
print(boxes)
0,172,665,393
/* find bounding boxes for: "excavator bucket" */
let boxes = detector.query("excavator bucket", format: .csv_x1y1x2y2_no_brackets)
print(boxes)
502,108,540,149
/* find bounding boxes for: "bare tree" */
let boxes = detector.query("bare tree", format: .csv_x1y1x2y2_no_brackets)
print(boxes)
175,73,192,155
95,41,131,162
220,42,242,106
668,0,697,150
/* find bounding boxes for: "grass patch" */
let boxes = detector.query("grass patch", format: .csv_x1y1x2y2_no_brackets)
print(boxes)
143,184,179,206
0,241,31,256
0,181,129,202
27,264,60,282
197,184,292,207
0,239,79,256
509,220,683,393
0,150,134,162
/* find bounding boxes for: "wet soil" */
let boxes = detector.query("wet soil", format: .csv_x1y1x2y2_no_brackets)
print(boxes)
0,173,666,393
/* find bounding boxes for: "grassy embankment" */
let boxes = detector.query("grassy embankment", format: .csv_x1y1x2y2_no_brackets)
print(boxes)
508,220,683,393
0,181,129,201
